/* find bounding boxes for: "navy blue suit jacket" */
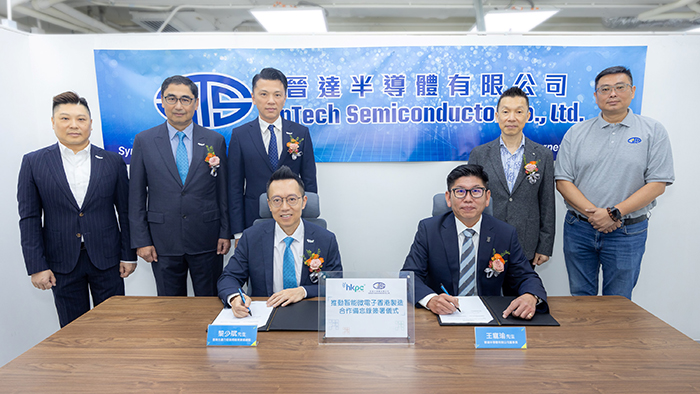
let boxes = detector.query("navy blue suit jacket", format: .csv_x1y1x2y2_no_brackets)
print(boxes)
401,212,548,313
18,143,136,275
228,118,317,234
129,122,229,256
217,219,341,304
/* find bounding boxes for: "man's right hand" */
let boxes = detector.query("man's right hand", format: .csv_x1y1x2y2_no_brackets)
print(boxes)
137,246,158,263
426,293,460,315
231,294,252,318
31,269,56,290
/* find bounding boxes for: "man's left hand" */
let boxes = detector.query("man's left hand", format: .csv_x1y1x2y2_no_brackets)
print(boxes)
532,253,550,266
217,238,231,255
120,262,137,278
502,293,537,320
585,207,618,232
267,287,305,308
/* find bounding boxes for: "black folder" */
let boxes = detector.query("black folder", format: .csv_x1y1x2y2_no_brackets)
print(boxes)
259,300,323,331
438,296,560,326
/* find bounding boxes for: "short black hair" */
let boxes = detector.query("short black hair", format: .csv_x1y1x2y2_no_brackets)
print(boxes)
52,91,90,117
266,165,305,196
497,86,529,111
161,75,198,100
447,164,489,190
595,66,633,89
252,67,288,92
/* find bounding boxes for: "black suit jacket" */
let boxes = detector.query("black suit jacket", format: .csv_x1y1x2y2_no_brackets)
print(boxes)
401,212,548,313
228,118,317,234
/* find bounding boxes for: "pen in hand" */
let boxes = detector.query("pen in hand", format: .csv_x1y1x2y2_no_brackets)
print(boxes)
238,288,252,316
439,283,462,313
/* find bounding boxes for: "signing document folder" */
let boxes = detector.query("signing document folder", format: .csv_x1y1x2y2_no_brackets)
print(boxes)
438,296,494,324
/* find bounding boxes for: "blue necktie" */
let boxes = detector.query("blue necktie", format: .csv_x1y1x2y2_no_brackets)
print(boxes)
175,131,188,184
283,237,296,289
458,229,476,296
268,124,279,169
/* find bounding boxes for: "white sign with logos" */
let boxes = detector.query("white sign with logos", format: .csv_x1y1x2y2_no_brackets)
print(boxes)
325,278,408,338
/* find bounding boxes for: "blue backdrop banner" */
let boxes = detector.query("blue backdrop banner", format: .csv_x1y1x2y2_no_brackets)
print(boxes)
93,46,647,164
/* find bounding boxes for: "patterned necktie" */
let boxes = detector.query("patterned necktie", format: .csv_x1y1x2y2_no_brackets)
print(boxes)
268,124,279,169
283,236,296,289
458,229,477,296
175,131,188,184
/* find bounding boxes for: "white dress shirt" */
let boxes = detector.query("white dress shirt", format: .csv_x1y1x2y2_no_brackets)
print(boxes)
59,142,91,208
258,116,283,159
419,215,483,309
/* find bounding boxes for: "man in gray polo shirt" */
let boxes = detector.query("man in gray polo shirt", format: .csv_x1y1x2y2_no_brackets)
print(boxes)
555,66,674,299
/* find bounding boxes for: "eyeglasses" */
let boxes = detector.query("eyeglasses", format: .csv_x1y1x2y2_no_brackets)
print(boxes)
451,187,486,199
269,195,302,208
595,83,632,95
163,95,195,106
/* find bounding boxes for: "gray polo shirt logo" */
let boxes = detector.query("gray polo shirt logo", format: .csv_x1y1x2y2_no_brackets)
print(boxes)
627,137,642,144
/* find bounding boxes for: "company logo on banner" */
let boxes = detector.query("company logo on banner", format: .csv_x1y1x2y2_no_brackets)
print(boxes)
94,46,647,164
153,72,253,129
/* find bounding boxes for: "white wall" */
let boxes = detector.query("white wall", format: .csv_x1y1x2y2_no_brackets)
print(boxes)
2,28,698,367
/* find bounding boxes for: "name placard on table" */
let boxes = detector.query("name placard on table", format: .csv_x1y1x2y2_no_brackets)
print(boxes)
207,324,258,346
474,327,527,349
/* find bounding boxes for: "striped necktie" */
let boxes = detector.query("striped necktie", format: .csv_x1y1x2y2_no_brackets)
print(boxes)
458,229,476,296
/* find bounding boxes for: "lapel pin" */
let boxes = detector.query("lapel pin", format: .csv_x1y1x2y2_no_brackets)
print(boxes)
486,236,491,243
197,142,205,146
95,155,103,159
307,239,315,243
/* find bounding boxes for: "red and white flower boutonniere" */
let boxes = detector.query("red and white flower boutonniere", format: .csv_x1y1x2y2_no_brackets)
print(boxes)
485,249,510,278
205,145,220,177
287,136,304,160
304,248,324,283
523,157,540,185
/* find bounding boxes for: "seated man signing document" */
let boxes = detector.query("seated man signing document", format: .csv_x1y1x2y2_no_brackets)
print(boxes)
401,164,548,319
218,166,342,317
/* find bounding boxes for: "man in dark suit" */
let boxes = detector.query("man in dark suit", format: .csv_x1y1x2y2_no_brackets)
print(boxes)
468,87,555,266
228,67,317,241
218,166,341,318
18,91,137,327
401,164,547,319
129,75,231,296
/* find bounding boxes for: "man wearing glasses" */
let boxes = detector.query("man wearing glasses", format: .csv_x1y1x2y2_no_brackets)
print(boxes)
218,166,341,317
401,164,547,319
468,86,555,267
129,75,231,296
555,66,674,299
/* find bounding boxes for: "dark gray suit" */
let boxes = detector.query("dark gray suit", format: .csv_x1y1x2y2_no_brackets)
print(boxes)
129,122,229,296
468,136,555,260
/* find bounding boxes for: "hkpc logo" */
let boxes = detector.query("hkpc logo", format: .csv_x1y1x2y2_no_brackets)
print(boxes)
154,72,253,129
343,282,365,292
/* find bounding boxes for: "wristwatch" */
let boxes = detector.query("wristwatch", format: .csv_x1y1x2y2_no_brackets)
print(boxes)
607,207,622,221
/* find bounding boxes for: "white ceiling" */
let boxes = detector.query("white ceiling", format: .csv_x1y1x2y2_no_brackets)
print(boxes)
3,0,700,34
